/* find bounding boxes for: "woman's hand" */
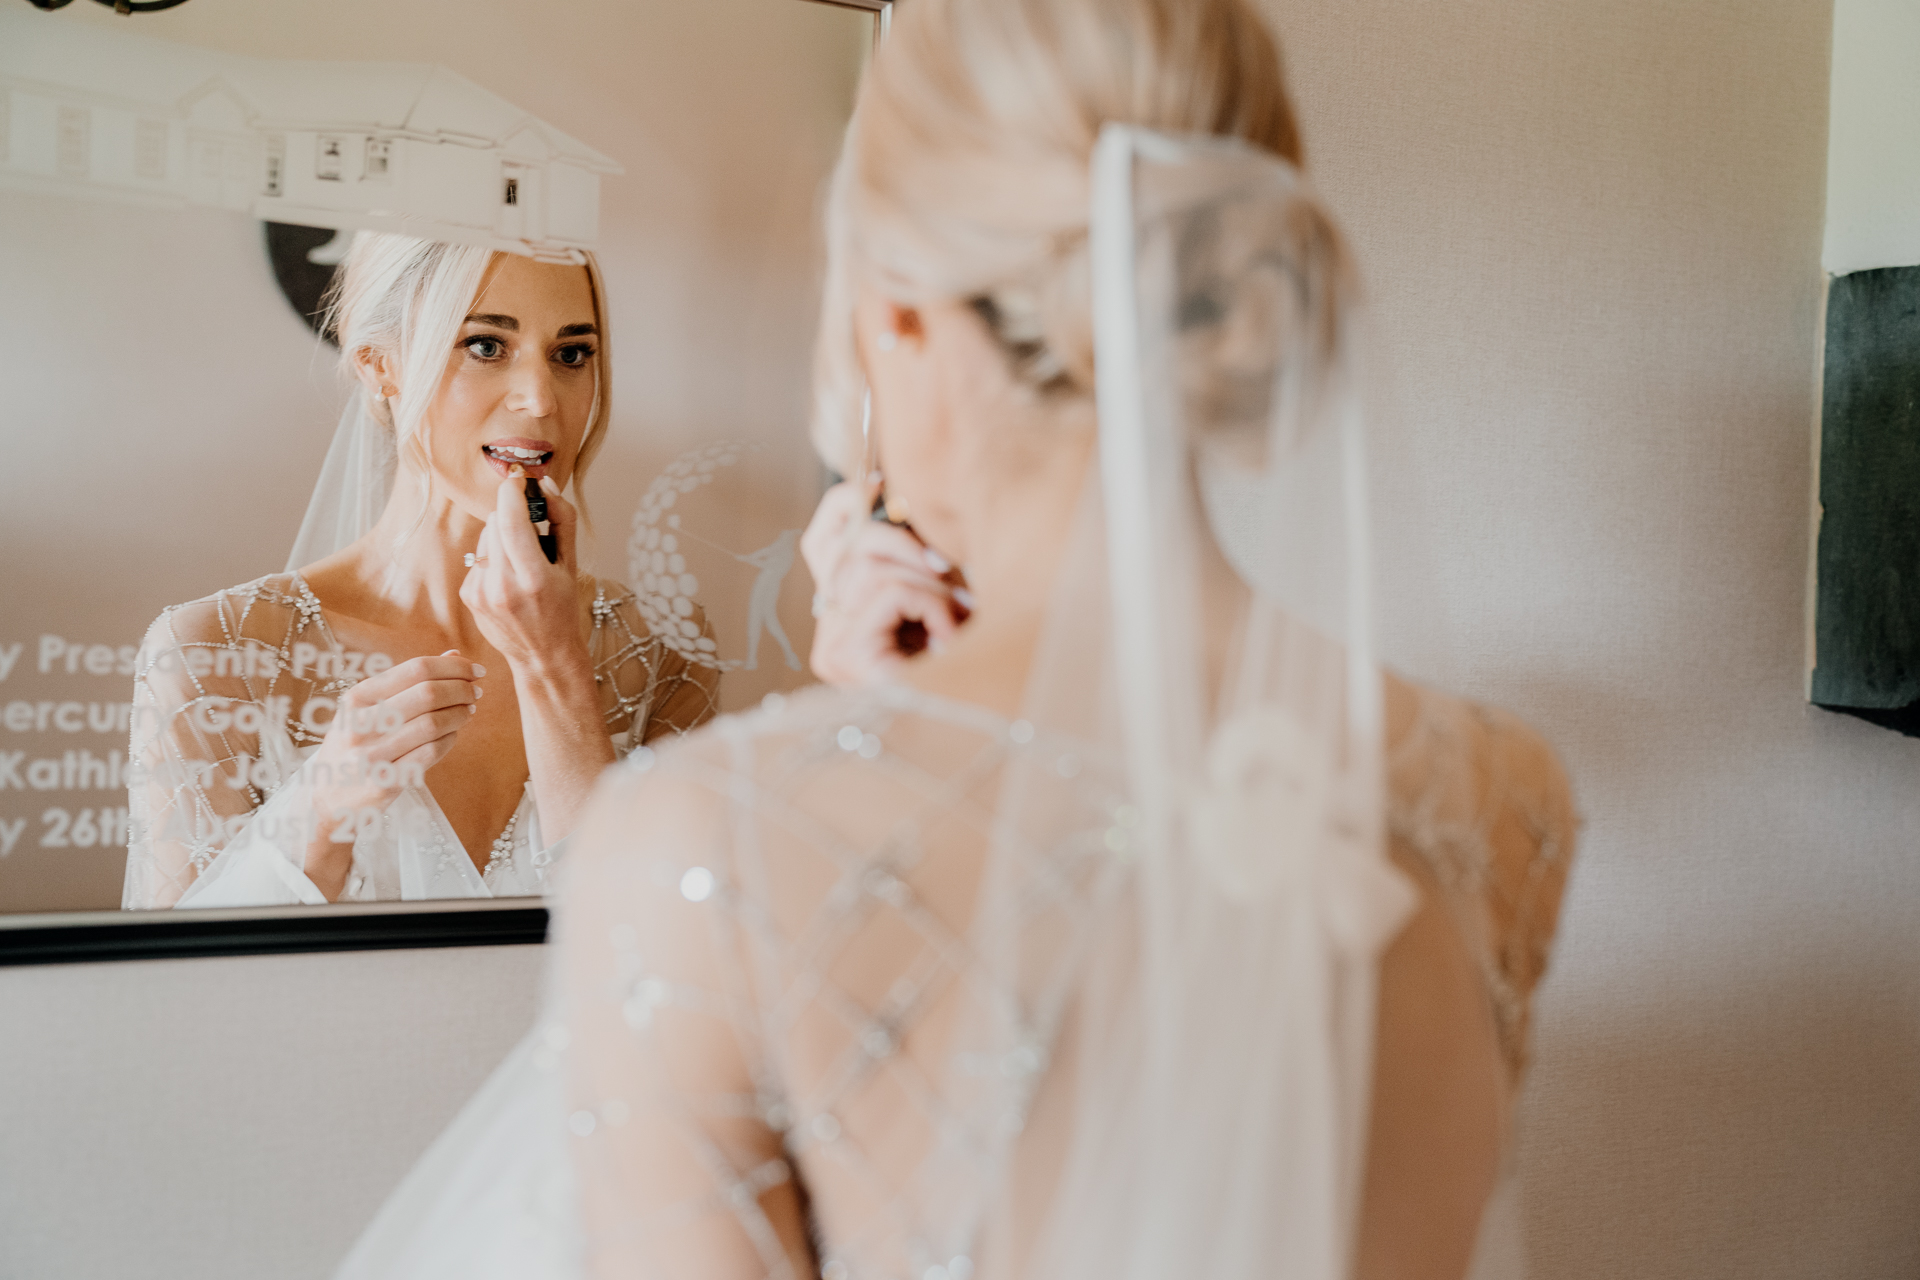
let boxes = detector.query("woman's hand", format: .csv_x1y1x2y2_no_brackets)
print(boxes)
303,650,482,896
463,471,615,850
461,474,587,675
803,478,970,688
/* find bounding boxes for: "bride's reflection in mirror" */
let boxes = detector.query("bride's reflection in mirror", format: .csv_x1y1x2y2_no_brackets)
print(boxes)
122,236,722,910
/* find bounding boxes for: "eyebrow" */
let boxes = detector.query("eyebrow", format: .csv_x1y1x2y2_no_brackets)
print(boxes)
463,314,597,339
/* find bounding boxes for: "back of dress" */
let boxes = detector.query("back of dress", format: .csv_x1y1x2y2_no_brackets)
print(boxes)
555,677,1574,1280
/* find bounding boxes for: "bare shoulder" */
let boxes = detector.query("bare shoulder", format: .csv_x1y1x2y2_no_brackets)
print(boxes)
1382,671,1579,1072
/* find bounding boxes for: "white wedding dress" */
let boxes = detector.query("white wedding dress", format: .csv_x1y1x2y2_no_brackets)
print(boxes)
123,572,720,909
337,680,1571,1280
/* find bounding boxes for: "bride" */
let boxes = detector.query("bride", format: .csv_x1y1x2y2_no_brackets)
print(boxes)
123,235,720,909
341,0,1577,1275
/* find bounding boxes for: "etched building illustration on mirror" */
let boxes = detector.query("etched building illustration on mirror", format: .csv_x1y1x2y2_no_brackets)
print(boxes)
0,12,620,260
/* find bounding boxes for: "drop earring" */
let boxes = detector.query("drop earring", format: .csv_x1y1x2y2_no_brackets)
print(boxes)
877,477,911,525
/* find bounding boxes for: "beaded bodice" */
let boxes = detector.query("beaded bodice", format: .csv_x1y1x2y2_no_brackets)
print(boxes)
555,678,1576,1280
123,572,721,909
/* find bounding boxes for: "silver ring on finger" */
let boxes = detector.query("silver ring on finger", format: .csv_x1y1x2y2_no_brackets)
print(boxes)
463,552,488,568
811,591,837,618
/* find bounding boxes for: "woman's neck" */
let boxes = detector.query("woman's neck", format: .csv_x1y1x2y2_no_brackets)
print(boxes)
900,437,1092,717
301,468,490,644
902,449,1249,723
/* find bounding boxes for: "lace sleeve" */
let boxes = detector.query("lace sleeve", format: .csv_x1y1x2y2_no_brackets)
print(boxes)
1471,705,1579,1075
555,742,812,1280
123,579,329,909
1387,686,1579,1081
587,581,723,749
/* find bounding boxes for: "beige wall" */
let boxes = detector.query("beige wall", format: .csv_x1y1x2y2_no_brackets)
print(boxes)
0,944,544,1279
5,1,1920,1278
1267,0,1920,1275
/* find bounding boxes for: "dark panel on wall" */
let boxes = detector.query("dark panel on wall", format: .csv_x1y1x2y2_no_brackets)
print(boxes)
1812,264,1920,734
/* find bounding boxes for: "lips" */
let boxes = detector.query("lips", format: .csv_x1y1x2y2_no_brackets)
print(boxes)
481,439,556,479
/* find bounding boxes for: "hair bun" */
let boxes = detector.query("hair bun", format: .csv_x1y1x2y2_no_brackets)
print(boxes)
812,0,1306,468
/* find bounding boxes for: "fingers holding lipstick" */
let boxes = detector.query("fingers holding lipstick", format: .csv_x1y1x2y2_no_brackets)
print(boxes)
536,475,578,572
461,474,589,672
490,471,549,580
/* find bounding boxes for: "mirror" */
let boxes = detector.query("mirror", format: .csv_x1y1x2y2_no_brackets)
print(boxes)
0,0,879,945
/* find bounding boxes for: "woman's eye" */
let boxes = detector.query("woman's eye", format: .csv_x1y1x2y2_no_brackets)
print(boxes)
554,344,595,368
463,336,506,360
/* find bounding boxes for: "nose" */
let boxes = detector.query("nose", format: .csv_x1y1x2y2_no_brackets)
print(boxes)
504,352,558,420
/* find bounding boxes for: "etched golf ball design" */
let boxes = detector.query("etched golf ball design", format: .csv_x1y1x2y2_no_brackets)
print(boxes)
627,443,745,668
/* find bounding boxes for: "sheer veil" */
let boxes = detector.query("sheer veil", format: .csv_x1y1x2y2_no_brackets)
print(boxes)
286,392,398,572
951,126,1420,1278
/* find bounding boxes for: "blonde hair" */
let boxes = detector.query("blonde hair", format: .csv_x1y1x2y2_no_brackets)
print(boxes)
325,233,613,530
813,0,1309,472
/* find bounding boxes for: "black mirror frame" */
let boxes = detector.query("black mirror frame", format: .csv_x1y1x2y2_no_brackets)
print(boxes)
0,899,549,967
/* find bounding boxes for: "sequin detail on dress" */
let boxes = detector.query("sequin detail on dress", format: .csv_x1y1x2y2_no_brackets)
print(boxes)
554,681,1575,1278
